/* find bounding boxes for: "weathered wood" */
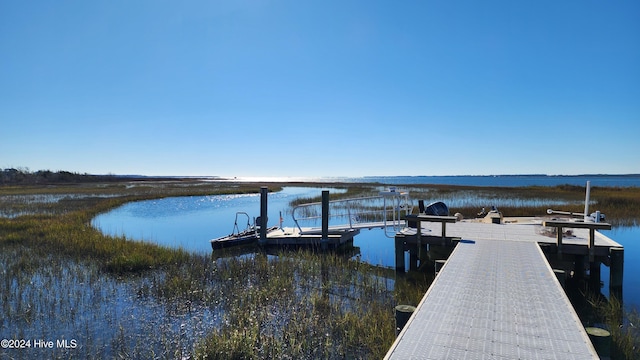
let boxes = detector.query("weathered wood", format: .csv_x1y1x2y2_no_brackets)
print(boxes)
394,305,416,336
395,235,406,272
542,220,611,261
406,214,457,240
586,327,611,359
265,227,359,247
321,190,329,250
259,187,268,246
609,247,624,302
541,220,612,230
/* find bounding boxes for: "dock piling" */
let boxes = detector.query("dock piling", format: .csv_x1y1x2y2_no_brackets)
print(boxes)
395,236,406,273
586,327,611,359
609,247,624,302
321,190,329,250
589,261,601,293
259,187,268,246
394,305,416,336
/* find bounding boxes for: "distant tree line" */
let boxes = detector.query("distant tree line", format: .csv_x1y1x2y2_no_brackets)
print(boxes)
0,168,126,185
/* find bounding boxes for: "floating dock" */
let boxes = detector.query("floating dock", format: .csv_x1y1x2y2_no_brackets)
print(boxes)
385,215,623,359
264,227,360,248
211,187,367,251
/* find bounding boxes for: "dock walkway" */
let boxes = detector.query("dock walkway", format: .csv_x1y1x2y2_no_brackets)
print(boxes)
385,238,598,359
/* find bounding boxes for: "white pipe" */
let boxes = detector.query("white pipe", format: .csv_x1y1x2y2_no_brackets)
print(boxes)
584,181,591,221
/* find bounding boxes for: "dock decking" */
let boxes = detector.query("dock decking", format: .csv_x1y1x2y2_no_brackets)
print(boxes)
396,218,619,258
385,238,599,359
264,226,359,248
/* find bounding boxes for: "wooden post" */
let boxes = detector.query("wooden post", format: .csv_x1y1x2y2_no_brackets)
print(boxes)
609,247,624,303
321,190,329,251
586,327,611,359
589,261,601,294
416,218,422,260
395,305,416,336
542,220,611,262
573,255,586,282
589,227,596,262
259,187,268,246
409,248,418,271
556,226,563,259
395,235,406,273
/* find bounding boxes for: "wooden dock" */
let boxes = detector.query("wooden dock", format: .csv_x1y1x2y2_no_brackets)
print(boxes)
264,226,359,248
385,218,623,359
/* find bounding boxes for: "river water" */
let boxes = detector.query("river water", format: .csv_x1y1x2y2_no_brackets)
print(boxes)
92,184,639,308
231,174,640,187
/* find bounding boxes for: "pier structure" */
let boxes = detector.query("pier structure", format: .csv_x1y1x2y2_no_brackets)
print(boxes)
263,187,411,249
211,187,625,357
212,187,411,250
393,214,622,299
386,215,623,359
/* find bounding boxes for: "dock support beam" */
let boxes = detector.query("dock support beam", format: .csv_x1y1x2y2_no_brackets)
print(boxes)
259,187,268,246
589,261,601,293
573,255,586,282
409,248,418,271
321,190,329,251
609,247,624,302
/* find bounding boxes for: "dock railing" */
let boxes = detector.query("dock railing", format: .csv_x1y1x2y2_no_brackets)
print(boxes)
542,219,611,261
291,190,413,237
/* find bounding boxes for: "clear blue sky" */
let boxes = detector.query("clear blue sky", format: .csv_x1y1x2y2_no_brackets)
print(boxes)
2,1,638,177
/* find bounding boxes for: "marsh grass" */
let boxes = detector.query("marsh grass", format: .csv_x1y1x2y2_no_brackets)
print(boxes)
195,250,427,359
1,181,429,358
0,244,207,359
579,294,640,359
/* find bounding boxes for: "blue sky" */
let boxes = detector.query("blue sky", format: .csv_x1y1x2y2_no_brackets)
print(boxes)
1,1,638,177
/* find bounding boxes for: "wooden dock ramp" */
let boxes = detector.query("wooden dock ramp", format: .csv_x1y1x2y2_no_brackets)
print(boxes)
385,238,599,359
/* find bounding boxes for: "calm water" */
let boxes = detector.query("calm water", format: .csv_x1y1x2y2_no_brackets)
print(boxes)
93,184,640,308
234,174,640,187
92,187,343,253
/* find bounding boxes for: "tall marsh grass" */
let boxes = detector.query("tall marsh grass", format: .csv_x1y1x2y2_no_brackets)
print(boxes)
1,181,430,358
195,251,430,359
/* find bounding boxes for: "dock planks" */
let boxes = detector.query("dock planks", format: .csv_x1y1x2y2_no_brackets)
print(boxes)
399,219,620,256
385,230,601,359
264,227,359,248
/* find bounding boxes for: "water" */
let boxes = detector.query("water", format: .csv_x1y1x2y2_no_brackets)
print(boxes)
601,226,640,307
233,174,640,187
93,183,640,308
92,187,344,253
